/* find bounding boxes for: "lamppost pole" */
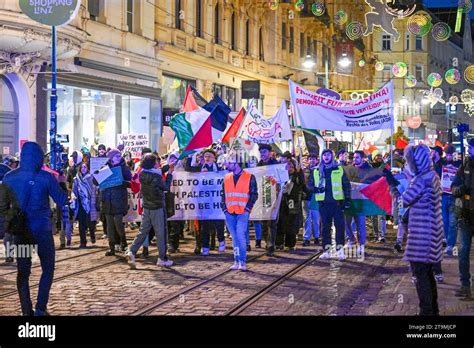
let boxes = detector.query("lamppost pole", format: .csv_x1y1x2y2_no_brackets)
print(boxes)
50,25,58,172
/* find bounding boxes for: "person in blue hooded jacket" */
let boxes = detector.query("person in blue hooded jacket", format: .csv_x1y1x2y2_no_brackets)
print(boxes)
3,142,67,316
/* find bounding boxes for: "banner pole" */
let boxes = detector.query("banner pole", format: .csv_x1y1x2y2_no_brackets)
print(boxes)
229,102,251,158
390,107,394,169
291,101,304,167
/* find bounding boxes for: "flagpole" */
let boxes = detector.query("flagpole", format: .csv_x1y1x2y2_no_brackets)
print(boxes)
390,107,394,169
290,98,304,167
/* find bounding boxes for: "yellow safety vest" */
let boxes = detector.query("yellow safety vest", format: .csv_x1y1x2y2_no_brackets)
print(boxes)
313,167,344,201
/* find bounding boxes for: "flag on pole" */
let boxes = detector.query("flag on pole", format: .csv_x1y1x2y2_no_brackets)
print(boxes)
181,85,201,112
169,108,211,150
221,107,246,143
239,100,292,144
302,129,325,156
183,105,230,153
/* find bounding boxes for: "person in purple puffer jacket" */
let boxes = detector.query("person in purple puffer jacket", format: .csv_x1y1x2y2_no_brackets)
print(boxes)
386,144,443,316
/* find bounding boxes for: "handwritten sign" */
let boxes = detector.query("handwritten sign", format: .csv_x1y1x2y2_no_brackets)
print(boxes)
117,134,149,159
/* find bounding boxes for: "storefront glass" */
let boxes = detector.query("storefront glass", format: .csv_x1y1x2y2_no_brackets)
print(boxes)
161,75,195,126
47,83,161,152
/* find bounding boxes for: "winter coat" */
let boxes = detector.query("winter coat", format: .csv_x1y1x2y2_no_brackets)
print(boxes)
140,169,172,210
96,158,132,216
72,173,99,222
3,142,67,232
389,144,443,264
280,170,307,215
452,157,474,223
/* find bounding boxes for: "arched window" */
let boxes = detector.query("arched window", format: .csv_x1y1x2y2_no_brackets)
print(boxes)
0,76,18,155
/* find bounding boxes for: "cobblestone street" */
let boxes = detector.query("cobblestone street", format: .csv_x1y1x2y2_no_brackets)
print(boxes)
0,225,472,316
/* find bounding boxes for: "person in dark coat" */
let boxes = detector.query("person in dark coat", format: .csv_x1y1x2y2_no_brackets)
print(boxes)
127,154,174,269
276,159,307,251
387,144,443,316
451,138,474,299
0,163,14,262
94,149,132,256
3,142,67,316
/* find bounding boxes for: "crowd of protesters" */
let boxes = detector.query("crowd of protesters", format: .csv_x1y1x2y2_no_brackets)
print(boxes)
0,138,473,316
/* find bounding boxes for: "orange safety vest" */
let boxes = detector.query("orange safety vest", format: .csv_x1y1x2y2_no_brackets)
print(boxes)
224,171,252,214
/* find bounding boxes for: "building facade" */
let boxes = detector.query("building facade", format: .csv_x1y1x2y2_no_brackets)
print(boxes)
1,0,374,156
372,4,474,147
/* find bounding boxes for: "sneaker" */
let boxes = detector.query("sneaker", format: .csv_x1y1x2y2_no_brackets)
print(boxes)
218,241,226,252
314,238,320,246
255,240,262,249
265,247,275,257
378,238,386,244
202,248,210,256
454,286,472,298
302,240,310,247
79,244,87,249
66,239,72,247
168,247,177,254
336,248,346,261
194,247,201,255
229,262,239,270
91,238,96,245
115,245,120,252
357,244,365,258
141,247,149,259
34,309,50,316
58,243,66,250
411,275,417,284
238,262,247,272
319,251,331,260
105,250,115,256
434,273,444,283
393,224,398,229
276,245,284,251
286,247,296,253
394,242,403,253
157,258,173,267
101,234,107,239
126,252,136,270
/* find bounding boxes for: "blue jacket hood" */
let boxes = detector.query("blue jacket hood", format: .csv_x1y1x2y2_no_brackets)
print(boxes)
20,142,45,172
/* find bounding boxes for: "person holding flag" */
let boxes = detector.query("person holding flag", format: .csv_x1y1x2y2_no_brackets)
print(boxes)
222,153,258,271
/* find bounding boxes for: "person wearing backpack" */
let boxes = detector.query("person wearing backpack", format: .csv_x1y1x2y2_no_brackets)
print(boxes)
3,142,67,316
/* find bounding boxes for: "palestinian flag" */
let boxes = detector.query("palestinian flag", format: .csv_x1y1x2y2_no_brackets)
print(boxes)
343,166,392,216
181,85,208,112
221,107,246,144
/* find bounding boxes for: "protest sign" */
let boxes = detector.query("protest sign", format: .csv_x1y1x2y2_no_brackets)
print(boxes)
98,166,123,190
123,190,142,223
117,134,149,159
441,164,458,194
289,80,394,132
168,164,289,221
90,157,108,174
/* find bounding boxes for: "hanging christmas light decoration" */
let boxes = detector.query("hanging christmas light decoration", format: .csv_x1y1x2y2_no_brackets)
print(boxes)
427,72,443,87
392,62,408,78
346,22,364,40
445,68,461,84
405,75,417,87
312,2,325,16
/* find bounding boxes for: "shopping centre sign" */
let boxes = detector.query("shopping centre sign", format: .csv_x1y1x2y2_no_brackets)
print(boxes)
19,0,80,27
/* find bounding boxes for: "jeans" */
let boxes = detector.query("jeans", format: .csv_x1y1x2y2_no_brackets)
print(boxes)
372,215,386,239
77,205,96,246
396,222,408,243
16,230,55,314
410,262,439,316
302,201,320,241
130,208,168,261
344,215,366,245
225,212,249,263
201,220,225,249
459,220,473,287
255,220,278,250
106,215,127,250
319,202,345,251
254,221,262,241
441,194,457,248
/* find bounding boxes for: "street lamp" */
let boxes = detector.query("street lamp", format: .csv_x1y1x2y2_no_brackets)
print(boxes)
337,53,352,68
399,95,409,106
303,54,316,69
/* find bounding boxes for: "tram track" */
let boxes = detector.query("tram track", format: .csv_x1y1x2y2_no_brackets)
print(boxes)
134,249,322,316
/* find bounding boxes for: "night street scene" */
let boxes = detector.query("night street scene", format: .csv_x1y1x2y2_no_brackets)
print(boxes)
0,0,474,346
